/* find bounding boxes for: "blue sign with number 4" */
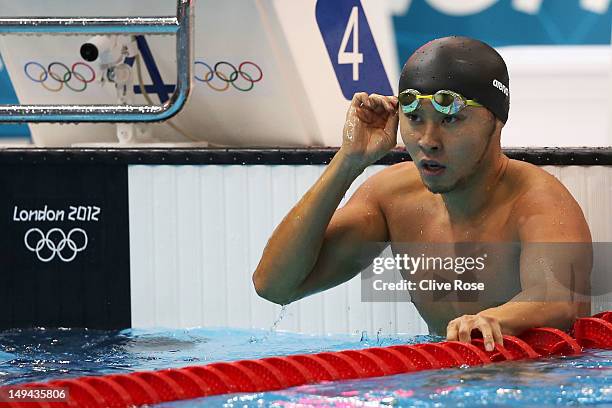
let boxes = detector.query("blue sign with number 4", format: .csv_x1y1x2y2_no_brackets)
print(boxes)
315,0,393,100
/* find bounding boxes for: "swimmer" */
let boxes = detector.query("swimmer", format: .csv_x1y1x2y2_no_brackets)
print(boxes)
253,36,592,352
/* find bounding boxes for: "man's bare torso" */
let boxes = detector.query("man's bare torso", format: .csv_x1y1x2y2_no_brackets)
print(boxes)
373,158,549,334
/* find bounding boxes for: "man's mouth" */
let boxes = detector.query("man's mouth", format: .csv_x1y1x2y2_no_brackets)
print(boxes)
420,160,446,176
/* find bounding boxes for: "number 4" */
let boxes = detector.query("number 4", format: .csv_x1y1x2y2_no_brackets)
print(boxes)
338,6,363,81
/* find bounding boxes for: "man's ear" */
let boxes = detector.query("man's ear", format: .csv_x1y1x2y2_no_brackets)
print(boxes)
495,117,505,134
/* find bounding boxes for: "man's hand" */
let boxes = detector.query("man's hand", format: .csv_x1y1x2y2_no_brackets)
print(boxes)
446,313,504,351
340,92,399,171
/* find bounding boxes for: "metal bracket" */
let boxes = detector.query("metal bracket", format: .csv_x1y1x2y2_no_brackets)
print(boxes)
0,0,193,123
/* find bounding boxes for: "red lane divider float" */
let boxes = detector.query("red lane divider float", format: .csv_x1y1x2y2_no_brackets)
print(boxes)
519,327,582,356
573,315,612,349
3,312,611,408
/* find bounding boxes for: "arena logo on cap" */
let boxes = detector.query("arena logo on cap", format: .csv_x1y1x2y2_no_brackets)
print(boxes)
493,79,509,96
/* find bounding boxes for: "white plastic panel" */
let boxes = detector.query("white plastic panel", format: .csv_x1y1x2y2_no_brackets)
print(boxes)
129,164,612,333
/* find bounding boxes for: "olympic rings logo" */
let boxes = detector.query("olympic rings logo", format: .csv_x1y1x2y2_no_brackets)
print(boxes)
194,60,263,92
24,61,96,93
24,228,88,263
23,59,261,93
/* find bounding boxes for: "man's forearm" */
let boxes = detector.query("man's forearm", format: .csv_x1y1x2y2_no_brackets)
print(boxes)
252,150,365,304
478,300,578,335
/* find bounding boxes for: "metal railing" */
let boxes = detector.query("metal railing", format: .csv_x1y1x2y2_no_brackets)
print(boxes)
0,0,193,123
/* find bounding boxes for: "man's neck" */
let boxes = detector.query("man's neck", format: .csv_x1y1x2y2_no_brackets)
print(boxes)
441,151,509,222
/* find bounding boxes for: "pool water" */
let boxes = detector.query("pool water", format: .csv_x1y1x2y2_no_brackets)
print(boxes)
0,327,610,407
0,327,432,384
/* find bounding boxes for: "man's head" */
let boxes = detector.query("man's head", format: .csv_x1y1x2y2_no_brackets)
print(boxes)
398,36,510,194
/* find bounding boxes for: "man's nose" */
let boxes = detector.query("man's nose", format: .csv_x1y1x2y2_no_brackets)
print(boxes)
418,122,442,153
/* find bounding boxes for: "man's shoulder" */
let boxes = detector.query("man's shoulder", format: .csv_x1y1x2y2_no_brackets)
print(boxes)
365,161,424,196
507,160,591,242
508,159,570,200
508,159,583,218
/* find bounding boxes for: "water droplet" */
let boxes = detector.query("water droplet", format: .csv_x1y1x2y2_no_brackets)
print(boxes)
381,396,397,405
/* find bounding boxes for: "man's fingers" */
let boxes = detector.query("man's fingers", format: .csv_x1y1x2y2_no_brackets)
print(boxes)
446,321,459,341
377,95,398,114
476,322,495,351
352,92,369,108
348,93,369,118
353,93,397,114
348,92,399,130
383,97,396,113
369,94,392,113
449,315,504,351
349,93,372,122
356,106,377,124
389,95,399,109
383,108,399,139
458,321,472,343
491,321,504,346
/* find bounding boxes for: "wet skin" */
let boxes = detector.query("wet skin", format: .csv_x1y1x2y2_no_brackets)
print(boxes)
253,93,592,350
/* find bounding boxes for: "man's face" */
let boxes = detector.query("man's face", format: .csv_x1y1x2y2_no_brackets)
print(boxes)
400,100,498,194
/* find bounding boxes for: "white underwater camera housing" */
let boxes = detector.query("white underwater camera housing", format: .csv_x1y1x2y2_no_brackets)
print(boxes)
79,35,151,144
80,35,138,70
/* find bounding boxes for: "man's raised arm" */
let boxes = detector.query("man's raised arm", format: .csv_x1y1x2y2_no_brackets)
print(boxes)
252,93,399,305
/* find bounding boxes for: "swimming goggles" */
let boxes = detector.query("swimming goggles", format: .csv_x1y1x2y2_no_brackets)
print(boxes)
398,89,483,115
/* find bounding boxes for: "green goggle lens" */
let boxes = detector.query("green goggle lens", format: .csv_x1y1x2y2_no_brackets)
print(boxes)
433,92,454,106
398,92,419,111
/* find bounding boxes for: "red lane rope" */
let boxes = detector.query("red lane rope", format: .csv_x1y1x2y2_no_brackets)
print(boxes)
3,312,611,408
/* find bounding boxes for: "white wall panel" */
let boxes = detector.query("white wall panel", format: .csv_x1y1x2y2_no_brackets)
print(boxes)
151,166,179,328
130,164,612,333
129,166,156,327
199,166,228,327
176,166,203,327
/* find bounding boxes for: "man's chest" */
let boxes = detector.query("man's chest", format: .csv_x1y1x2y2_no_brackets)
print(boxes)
383,197,519,243
381,198,524,332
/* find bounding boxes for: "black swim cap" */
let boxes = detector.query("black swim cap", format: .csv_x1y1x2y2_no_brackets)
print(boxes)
399,36,510,123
